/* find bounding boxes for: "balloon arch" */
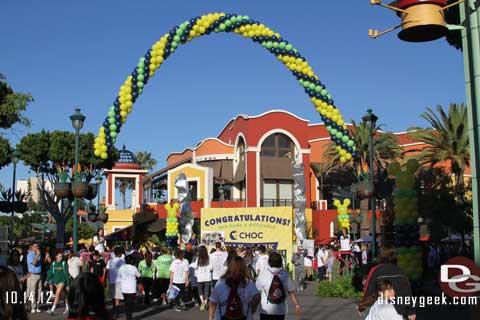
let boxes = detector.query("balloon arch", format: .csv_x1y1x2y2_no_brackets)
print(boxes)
93,12,356,161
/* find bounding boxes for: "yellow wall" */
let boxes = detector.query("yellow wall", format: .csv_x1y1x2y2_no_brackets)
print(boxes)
168,164,208,201
104,209,134,235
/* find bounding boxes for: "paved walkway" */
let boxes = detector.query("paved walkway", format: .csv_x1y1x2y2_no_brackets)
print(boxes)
28,280,478,320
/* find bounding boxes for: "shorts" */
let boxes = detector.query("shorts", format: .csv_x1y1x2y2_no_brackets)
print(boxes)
158,278,170,295
110,283,124,300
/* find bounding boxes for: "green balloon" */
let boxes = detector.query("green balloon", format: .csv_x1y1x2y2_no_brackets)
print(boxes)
173,35,180,42
139,88,143,94
110,131,117,138
219,24,226,31
315,86,322,93
352,146,357,152
342,136,349,143
279,42,286,49
286,44,293,51
109,117,116,124
137,74,145,81
331,128,338,135
137,81,144,88
109,105,115,112
326,126,332,132
336,132,343,139
309,83,315,90
266,42,273,48
273,42,279,49
327,93,332,100
108,110,115,117
347,140,355,147
137,67,144,74
109,124,117,131
225,20,232,27
171,41,178,48
243,15,250,20
137,62,144,69
320,89,328,96
139,57,146,63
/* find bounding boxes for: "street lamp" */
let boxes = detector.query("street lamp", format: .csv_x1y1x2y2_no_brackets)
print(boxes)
362,109,378,259
10,149,19,245
95,175,103,230
70,108,86,253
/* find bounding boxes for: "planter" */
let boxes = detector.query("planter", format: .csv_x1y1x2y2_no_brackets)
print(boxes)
54,182,71,199
0,201,13,213
71,181,89,198
99,212,109,223
14,201,27,213
85,184,98,200
88,212,98,222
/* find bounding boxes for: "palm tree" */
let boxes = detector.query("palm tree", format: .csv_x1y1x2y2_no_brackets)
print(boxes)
409,104,469,199
136,151,157,172
115,178,134,209
323,120,402,180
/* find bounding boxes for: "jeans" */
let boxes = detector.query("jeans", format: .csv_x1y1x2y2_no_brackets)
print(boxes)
123,293,135,320
197,281,211,302
26,274,42,310
142,277,153,304
294,266,305,290
317,266,326,281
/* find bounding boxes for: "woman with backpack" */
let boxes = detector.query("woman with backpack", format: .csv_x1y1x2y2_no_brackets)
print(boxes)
192,245,212,311
255,252,301,320
45,251,70,315
209,256,260,320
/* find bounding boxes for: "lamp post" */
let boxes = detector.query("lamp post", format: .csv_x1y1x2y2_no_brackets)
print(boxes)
41,213,49,243
218,182,225,208
362,109,378,259
95,175,102,230
10,150,19,245
70,108,86,253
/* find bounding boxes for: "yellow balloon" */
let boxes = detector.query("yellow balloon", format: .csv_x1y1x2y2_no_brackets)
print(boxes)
346,153,353,160
94,149,101,157
339,149,347,156
340,156,347,163
101,152,108,159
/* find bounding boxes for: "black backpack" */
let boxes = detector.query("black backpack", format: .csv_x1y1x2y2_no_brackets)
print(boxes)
222,284,246,320
267,273,286,304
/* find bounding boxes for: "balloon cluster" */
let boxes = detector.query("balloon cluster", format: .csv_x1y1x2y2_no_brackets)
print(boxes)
334,199,351,230
165,203,179,248
388,159,422,280
94,12,355,162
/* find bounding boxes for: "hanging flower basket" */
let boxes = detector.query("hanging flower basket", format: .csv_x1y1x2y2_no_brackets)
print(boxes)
0,201,13,213
14,201,27,213
71,181,89,198
85,184,98,200
99,212,109,223
88,212,98,222
54,182,71,199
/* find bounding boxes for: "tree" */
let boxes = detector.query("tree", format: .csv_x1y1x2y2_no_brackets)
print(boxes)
16,130,118,247
0,73,33,169
136,151,157,172
116,178,134,209
409,104,469,200
66,218,96,241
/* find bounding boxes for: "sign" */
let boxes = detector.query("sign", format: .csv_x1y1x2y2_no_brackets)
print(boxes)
201,207,293,260
439,256,480,297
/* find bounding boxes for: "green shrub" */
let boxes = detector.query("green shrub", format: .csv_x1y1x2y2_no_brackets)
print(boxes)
316,275,363,299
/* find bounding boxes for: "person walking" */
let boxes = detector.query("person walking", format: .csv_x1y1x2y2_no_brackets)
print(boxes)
362,244,416,320
138,251,154,305
255,252,301,320
66,272,112,320
210,242,228,289
118,255,140,320
193,245,212,311
339,227,351,276
90,251,106,287
208,256,260,320
316,245,327,282
169,249,190,312
291,247,305,292
153,247,174,305
26,243,42,313
106,246,125,318
45,251,70,315
255,245,269,278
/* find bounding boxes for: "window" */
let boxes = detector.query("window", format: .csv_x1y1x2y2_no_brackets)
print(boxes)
237,138,246,162
213,184,232,200
262,179,293,207
189,181,198,201
261,133,294,158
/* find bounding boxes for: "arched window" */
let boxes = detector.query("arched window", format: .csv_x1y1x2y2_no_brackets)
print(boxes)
261,133,294,158
237,137,246,162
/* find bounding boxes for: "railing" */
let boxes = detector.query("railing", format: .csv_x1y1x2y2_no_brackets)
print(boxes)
260,198,293,207
211,198,246,208
311,200,329,210
211,198,244,202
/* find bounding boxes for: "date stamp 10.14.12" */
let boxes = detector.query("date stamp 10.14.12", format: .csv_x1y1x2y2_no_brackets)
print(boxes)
4,291,54,305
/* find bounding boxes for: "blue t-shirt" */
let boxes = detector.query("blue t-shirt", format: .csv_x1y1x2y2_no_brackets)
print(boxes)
27,251,42,274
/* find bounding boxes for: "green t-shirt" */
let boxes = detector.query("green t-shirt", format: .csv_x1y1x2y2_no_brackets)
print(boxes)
154,254,173,279
138,259,154,278
48,261,70,286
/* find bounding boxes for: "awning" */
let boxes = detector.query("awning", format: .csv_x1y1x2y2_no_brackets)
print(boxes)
147,218,166,233
261,157,293,180
133,211,158,225
198,160,233,183
232,160,246,184
105,225,133,241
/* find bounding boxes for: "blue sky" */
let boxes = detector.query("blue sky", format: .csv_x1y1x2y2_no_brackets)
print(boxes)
0,0,466,188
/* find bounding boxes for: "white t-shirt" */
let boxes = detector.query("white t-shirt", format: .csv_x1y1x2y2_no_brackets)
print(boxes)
255,254,269,276
107,256,126,284
67,257,83,279
255,267,295,315
352,243,361,253
365,299,403,320
93,235,105,253
316,249,327,267
340,235,351,252
169,258,189,284
304,257,313,267
192,258,212,282
209,279,259,320
118,264,140,293
210,251,228,280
